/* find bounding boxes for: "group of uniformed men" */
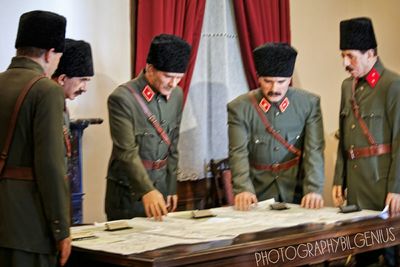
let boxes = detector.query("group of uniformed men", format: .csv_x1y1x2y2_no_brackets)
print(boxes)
0,9,399,267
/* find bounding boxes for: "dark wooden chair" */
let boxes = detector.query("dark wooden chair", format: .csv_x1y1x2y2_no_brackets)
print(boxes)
176,179,209,211
208,158,234,208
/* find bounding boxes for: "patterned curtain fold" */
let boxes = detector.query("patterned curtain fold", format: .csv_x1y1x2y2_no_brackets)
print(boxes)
133,0,206,103
233,0,291,90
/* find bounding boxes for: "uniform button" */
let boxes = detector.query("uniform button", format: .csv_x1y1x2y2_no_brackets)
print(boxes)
255,139,260,144
273,147,279,151
161,120,166,124
275,176,279,179
54,220,60,224
351,124,356,129
276,130,281,133
275,112,280,116
296,135,300,139
353,164,358,169
157,99,161,103
370,113,374,118
159,140,163,144
360,86,364,91
56,229,61,233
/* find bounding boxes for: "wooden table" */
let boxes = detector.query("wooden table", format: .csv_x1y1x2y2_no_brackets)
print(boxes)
67,215,400,267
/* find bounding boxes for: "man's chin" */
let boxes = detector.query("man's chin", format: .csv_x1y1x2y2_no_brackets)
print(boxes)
159,88,173,97
267,96,283,103
347,70,357,78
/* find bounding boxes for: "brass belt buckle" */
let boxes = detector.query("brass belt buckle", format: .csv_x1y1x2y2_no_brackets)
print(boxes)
349,148,355,160
271,163,280,172
153,159,161,169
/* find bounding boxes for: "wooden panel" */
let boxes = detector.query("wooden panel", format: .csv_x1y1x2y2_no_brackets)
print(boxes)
176,179,210,211
67,216,400,267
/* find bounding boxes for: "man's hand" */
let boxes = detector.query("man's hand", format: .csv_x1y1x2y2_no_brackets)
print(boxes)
166,194,178,212
58,236,71,266
386,192,400,217
234,192,258,211
332,185,345,207
142,189,168,221
301,192,324,209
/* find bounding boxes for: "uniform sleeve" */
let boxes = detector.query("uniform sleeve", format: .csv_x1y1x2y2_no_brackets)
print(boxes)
387,79,400,193
227,100,255,195
166,89,183,195
302,96,325,194
108,91,154,195
333,84,347,187
34,83,69,242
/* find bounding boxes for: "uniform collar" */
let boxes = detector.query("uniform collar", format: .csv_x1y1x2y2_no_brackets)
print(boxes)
256,88,291,113
8,56,45,74
135,70,167,103
361,58,384,88
137,70,170,102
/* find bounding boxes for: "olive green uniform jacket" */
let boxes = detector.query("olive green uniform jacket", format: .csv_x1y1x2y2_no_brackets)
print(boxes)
334,59,400,210
228,88,325,203
0,57,70,256
105,72,182,219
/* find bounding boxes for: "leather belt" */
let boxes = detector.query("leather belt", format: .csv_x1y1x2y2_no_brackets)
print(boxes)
142,158,167,170
347,144,391,160
0,167,34,180
251,157,300,172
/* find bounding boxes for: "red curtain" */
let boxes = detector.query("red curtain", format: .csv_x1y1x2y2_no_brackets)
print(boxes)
233,0,291,90
134,0,206,103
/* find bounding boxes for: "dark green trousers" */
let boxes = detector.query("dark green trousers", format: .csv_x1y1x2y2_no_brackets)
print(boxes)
0,247,57,267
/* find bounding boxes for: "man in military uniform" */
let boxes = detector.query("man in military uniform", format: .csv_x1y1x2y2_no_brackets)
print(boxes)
332,17,400,267
0,10,71,267
52,39,94,161
105,34,191,221
52,38,94,101
228,43,325,211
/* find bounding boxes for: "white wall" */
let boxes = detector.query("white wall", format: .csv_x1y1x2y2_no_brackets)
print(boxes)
0,0,130,223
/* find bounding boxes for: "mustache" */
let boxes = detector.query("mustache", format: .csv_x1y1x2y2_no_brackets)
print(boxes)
346,66,353,72
267,92,281,96
74,89,85,96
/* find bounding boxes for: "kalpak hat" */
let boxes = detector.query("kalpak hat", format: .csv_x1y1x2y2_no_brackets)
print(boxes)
253,42,297,77
15,10,66,52
340,17,377,50
146,34,191,73
53,39,94,78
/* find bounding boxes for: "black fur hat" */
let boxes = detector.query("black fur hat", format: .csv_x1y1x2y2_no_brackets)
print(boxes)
340,17,377,50
15,10,66,52
53,39,94,78
146,34,191,73
253,42,297,77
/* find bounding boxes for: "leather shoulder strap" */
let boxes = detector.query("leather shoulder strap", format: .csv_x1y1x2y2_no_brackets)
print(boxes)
350,78,376,145
0,75,46,174
248,92,301,157
123,83,171,147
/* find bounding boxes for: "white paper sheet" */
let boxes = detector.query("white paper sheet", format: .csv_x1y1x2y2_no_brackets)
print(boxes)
72,199,384,255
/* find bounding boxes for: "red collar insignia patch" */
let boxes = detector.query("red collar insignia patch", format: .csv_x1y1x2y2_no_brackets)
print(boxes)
259,98,271,113
142,85,155,102
365,68,380,88
279,97,290,113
